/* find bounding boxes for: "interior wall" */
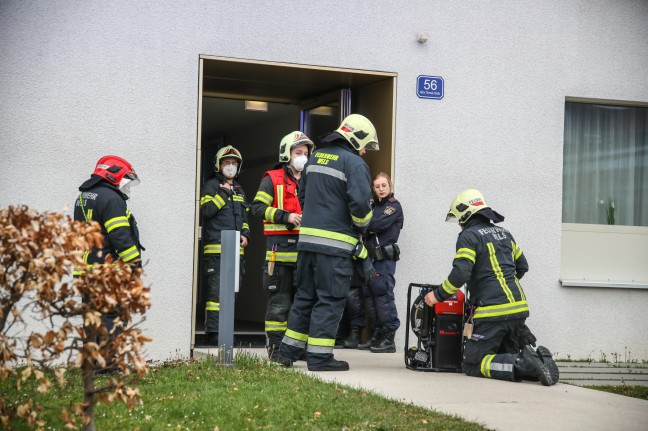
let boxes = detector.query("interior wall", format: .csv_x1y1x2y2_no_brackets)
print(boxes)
354,79,396,182
224,110,299,325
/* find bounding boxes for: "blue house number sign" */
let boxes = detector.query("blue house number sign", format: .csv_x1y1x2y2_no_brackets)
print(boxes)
417,75,444,100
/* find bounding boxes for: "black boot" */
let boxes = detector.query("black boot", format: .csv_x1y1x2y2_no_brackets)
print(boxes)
343,328,361,349
515,345,552,386
358,327,383,350
370,330,396,353
536,346,559,385
308,358,350,371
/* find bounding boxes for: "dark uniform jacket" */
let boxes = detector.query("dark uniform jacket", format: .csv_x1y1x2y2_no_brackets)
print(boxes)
297,137,373,257
251,165,300,263
74,177,142,267
434,214,530,321
365,194,404,259
200,172,250,254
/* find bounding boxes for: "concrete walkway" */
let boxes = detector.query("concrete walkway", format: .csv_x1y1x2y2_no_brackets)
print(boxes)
225,347,648,431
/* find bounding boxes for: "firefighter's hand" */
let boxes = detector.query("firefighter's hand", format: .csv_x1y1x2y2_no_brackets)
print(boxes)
424,291,439,307
287,213,302,226
240,235,249,247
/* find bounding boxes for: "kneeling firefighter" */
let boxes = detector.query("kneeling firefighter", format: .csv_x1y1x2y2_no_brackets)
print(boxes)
251,131,314,363
424,189,559,385
353,172,403,353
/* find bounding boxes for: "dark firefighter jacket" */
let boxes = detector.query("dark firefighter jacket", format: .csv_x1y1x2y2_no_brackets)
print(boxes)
365,193,404,258
251,165,301,263
433,214,530,321
297,136,373,257
74,177,143,269
200,172,250,255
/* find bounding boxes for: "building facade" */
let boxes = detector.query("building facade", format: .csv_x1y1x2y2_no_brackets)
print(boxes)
1,1,647,361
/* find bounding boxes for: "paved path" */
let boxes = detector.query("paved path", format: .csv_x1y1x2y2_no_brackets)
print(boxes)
222,348,648,431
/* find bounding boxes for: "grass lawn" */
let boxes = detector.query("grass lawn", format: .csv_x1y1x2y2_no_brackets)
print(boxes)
584,384,648,400
1,352,488,430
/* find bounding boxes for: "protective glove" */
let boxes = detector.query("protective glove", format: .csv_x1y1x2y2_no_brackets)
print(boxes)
518,323,537,347
353,258,375,283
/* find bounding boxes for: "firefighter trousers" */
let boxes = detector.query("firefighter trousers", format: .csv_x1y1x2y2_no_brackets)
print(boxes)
280,251,353,367
462,318,525,382
263,262,296,356
204,255,243,334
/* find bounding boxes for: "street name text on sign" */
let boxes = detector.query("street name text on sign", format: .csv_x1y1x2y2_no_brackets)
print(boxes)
417,75,444,100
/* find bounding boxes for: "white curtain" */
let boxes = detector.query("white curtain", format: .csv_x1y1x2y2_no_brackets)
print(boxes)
563,102,648,227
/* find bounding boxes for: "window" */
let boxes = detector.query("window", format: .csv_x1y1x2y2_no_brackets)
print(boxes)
563,101,648,227
561,99,648,289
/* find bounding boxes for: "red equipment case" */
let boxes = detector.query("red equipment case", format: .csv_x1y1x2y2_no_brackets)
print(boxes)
405,283,465,372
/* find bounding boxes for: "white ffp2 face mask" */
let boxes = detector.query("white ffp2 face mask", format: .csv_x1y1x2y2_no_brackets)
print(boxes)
222,164,238,178
292,155,308,172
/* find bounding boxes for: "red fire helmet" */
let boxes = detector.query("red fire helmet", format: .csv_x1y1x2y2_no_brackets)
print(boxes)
92,155,140,187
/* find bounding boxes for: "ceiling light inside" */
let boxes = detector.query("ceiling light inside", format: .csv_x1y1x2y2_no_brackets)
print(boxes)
245,101,268,112
310,106,334,116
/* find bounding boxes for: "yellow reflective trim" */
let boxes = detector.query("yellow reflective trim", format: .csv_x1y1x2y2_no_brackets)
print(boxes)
276,184,284,210
351,209,373,227
456,247,476,263
118,245,140,262
242,223,249,230
265,207,278,223
264,223,300,232
104,215,129,233
515,277,526,301
206,301,220,311
232,195,244,202
512,241,523,259
441,279,460,295
299,227,358,245
254,190,273,206
265,251,298,262
473,300,529,319
487,242,515,303
307,337,336,347
285,329,308,342
265,321,288,331
87,209,93,220
204,243,245,255
481,354,495,378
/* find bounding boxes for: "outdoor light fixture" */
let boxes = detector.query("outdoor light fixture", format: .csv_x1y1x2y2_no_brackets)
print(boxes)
245,100,268,111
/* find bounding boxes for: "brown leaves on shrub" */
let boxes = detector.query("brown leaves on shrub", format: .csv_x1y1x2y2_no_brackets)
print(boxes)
0,205,152,430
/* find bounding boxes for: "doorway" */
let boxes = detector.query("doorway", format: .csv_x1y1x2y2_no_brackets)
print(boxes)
192,56,397,349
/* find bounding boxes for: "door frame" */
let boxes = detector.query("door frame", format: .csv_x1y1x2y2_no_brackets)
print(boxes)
192,55,397,351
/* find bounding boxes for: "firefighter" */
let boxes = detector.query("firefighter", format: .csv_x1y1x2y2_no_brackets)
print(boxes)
350,172,404,353
424,189,560,385
200,145,250,345
278,114,378,371
251,131,314,363
74,155,144,372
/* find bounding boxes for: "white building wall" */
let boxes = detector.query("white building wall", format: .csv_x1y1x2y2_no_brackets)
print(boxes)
1,1,647,361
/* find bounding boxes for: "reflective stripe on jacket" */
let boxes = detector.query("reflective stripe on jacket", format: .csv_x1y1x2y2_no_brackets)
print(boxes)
435,215,530,321
297,139,372,257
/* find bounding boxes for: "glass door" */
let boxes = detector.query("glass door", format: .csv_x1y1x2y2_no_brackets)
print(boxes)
300,89,351,138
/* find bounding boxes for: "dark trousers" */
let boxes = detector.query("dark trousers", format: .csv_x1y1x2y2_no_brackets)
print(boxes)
264,263,296,355
204,255,243,334
462,318,525,381
363,259,400,331
280,251,353,366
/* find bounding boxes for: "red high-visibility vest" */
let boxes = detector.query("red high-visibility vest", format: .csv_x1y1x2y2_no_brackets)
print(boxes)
263,168,301,236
